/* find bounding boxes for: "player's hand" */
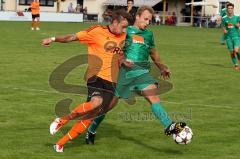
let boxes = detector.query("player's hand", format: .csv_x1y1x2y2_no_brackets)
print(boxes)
160,64,171,80
236,23,240,28
41,38,54,47
122,59,134,67
223,29,228,34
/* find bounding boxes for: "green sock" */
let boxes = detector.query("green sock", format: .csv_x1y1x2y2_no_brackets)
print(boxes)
88,115,105,133
220,34,225,44
236,52,240,61
230,53,238,66
151,103,172,128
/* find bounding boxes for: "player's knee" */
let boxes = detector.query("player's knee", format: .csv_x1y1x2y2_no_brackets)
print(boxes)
90,96,103,108
146,95,161,104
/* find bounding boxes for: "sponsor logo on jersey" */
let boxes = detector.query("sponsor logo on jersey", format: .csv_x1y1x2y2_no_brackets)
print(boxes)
228,23,234,28
132,35,145,44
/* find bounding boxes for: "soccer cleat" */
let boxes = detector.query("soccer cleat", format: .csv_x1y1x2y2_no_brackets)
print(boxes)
36,27,40,31
164,122,186,136
85,131,96,145
31,27,34,30
50,118,63,135
53,144,63,152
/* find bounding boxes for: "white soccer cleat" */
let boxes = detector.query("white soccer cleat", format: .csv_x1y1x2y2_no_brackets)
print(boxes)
36,27,40,30
50,118,62,135
31,27,34,30
53,144,63,152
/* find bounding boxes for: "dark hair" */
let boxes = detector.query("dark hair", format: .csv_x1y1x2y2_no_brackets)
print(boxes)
136,5,155,16
227,3,234,8
111,9,132,24
127,0,134,4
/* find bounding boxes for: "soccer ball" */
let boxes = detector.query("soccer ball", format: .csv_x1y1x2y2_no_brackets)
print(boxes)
173,126,193,145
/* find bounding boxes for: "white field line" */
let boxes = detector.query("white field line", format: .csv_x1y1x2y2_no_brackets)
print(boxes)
0,85,236,109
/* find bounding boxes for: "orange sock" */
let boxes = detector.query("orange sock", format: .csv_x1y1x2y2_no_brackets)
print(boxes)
58,102,94,127
56,119,93,146
72,101,94,115
36,20,40,28
31,21,34,28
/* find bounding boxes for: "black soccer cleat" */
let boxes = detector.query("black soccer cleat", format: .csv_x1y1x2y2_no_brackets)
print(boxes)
85,131,96,145
164,122,186,136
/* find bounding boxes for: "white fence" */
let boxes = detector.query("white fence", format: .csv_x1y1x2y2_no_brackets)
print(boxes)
0,11,83,22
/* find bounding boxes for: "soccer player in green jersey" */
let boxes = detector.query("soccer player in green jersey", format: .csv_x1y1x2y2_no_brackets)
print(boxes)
222,3,240,70
85,6,186,144
218,1,230,44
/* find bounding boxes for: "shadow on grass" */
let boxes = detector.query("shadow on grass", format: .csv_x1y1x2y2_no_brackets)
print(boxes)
199,62,232,69
45,123,183,155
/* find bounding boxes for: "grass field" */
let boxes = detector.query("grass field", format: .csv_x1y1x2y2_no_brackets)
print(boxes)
0,21,240,159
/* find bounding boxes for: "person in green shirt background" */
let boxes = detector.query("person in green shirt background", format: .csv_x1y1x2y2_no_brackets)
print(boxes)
222,3,240,70
218,1,230,45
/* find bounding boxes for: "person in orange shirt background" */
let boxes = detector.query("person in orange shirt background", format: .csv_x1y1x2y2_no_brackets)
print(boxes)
30,0,40,30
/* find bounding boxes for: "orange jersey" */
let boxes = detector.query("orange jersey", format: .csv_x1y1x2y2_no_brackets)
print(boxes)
31,2,40,15
76,25,126,83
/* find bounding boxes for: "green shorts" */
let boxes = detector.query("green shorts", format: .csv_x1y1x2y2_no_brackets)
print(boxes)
226,37,240,51
115,66,158,99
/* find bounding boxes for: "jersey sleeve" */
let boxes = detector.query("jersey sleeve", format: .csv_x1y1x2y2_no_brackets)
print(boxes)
221,18,226,27
76,26,99,44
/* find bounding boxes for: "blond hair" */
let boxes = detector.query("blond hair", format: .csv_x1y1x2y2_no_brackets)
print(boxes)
136,5,155,16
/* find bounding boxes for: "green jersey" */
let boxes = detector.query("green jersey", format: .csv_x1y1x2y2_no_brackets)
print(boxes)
124,26,155,62
123,26,155,72
220,8,227,17
222,15,240,39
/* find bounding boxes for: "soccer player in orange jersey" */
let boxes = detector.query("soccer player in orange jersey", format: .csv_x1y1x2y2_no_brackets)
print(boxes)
30,0,40,30
42,10,131,152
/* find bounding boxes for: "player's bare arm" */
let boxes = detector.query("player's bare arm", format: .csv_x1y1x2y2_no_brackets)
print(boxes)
223,27,228,34
236,22,240,27
41,34,79,46
217,16,222,26
150,48,171,80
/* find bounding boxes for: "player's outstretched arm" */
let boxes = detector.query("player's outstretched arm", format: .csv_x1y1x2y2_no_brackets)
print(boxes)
150,48,171,80
41,34,79,46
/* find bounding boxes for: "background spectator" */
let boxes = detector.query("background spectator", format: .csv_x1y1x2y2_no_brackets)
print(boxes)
68,2,74,13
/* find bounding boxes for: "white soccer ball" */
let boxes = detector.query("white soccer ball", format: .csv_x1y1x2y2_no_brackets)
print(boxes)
173,126,193,145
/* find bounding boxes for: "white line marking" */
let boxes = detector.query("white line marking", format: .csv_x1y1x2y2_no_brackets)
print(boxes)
0,85,237,109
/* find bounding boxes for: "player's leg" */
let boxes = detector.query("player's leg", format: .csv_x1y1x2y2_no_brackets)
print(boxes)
141,83,172,128
31,15,35,30
86,96,119,144
133,72,186,135
54,119,93,152
50,76,104,135
233,37,240,69
141,83,186,135
36,15,40,30
85,114,105,144
220,33,226,45
86,80,118,144
49,97,102,135
226,39,238,69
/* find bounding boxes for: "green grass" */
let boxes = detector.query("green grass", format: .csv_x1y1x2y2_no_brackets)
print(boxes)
0,21,240,159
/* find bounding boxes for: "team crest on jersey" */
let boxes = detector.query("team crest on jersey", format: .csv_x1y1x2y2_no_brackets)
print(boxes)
228,23,234,28
132,35,145,44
